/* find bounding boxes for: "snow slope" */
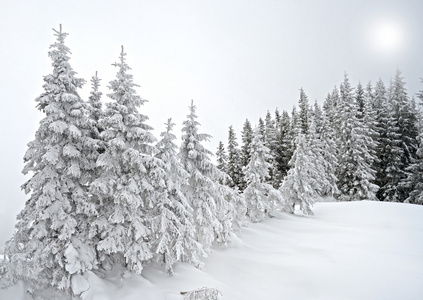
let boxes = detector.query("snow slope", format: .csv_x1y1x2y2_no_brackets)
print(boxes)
1,201,423,299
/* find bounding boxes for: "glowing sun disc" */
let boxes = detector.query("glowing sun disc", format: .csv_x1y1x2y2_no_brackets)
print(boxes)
368,19,404,55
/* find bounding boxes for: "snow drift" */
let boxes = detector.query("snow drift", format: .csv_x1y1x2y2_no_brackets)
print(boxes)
1,200,423,299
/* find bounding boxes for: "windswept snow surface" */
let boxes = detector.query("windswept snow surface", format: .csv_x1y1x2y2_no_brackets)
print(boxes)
1,201,423,299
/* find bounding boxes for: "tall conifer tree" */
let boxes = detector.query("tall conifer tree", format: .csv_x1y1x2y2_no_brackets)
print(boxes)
280,134,317,215
404,80,423,204
89,46,156,275
273,110,293,180
216,141,228,183
179,101,233,251
88,71,103,138
313,102,339,197
389,70,419,201
239,119,253,191
4,26,99,295
336,74,378,201
227,126,243,189
243,128,284,222
298,88,310,135
152,119,205,274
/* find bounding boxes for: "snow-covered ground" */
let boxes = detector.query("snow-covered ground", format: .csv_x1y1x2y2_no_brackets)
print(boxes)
1,201,423,299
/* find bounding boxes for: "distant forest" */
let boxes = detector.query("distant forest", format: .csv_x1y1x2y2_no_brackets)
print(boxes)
217,71,423,206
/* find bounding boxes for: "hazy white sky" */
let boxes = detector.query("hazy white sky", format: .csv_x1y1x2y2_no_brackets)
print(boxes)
0,0,422,249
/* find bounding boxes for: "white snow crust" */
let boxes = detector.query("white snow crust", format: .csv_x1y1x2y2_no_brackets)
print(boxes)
1,200,423,299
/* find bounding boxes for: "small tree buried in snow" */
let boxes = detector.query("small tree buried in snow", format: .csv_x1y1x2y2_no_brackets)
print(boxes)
280,134,316,216
243,128,284,223
181,287,222,300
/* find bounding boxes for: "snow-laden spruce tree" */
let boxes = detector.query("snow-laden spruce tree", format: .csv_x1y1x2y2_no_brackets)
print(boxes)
241,119,253,167
280,134,316,215
86,72,106,193
214,140,246,227
368,79,404,202
216,141,228,174
89,46,157,275
87,71,104,141
264,111,282,188
389,70,419,201
363,82,382,190
239,119,254,191
336,74,378,201
3,25,99,295
179,101,234,251
298,88,311,135
405,129,423,204
311,105,339,198
243,128,284,222
280,114,335,216
404,81,423,204
273,110,293,180
324,87,343,154
151,119,205,274
370,79,402,201
227,125,243,189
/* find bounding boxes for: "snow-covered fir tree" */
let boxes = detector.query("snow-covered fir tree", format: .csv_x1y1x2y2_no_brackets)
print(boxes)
241,119,253,167
4,26,99,295
243,128,284,222
217,132,247,230
298,88,310,135
290,106,301,142
274,108,282,125
313,102,339,197
226,125,243,189
239,119,254,191
264,111,282,188
378,87,404,201
215,141,228,185
403,80,423,204
389,70,419,201
280,134,318,215
355,82,366,119
179,100,234,251
356,81,379,192
370,79,400,201
258,117,266,141
86,72,105,184
273,110,293,180
324,87,342,148
323,89,337,129
264,111,277,145
404,128,423,204
89,46,157,275
336,74,378,201
152,119,205,274
87,71,103,140
363,81,381,185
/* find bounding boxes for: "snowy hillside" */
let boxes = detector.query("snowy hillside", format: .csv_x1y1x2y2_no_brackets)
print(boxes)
1,200,422,300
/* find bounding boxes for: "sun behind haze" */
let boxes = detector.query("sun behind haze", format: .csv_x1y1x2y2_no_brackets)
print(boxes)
366,15,408,58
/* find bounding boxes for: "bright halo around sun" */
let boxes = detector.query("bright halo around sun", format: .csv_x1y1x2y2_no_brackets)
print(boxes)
367,18,406,57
